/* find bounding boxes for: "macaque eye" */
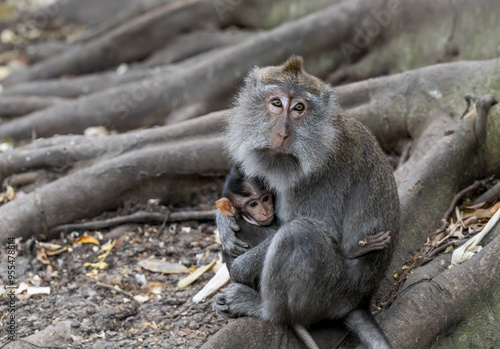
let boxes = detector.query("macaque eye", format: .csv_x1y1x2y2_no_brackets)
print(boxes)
249,201,258,208
262,195,270,202
271,99,282,107
293,103,304,111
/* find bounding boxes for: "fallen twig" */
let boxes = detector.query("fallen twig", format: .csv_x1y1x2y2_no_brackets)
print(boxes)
421,241,457,264
442,176,493,222
473,181,500,204
51,210,217,233
95,281,134,299
433,176,494,233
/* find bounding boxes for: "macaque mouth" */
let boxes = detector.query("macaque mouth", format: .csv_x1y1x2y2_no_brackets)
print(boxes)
266,148,287,157
254,148,301,171
257,147,291,159
258,216,274,226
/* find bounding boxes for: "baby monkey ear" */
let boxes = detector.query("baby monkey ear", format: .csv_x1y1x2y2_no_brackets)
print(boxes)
215,198,236,216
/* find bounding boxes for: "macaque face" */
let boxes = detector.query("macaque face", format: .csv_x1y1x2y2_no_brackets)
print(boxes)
266,93,308,151
242,191,274,226
215,191,274,226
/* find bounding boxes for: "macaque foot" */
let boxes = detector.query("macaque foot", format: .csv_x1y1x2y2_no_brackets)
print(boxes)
362,230,391,250
348,231,392,259
214,283,262,319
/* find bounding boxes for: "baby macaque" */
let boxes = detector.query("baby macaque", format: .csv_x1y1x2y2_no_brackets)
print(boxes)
215,167,277,270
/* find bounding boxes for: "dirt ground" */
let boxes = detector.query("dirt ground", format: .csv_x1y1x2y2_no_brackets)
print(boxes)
0,204,229,348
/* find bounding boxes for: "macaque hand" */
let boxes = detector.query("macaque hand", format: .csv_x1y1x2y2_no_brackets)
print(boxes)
216,211,249,257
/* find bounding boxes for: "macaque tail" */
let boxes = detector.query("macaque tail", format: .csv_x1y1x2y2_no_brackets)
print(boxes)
293,324,320,349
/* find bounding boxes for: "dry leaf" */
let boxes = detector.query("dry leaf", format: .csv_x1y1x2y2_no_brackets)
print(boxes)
45,246,68,256
130,237,141,244
490,202,500,213
148,282,163,295
16,282,29,294
464,202,486,210
101,240,115,251
177,259,217,288
430,231,445,246
36,248,50,265
462,216,479,228
462,209,492,220
451,226,464,239
39,242,62,250
138,259,189,274
74,236,100,245
5,185,16,201
0,185,16,204
114,235,126,248
84,261,108,270
5,186,16,201
28,275,42,287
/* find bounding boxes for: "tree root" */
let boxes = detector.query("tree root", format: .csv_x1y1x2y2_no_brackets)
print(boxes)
1,0,219,86
0,134,227,243
379,233,500,349
0,95,66,118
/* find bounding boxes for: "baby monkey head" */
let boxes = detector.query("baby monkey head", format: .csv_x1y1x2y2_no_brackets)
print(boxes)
228,56,340,191
216,168,274,226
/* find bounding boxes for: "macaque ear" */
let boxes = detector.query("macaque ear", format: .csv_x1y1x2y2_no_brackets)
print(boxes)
215,198,236,216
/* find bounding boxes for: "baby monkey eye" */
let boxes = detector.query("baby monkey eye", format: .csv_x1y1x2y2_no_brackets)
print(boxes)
271,99,282,107
262,195,270,202
249,201,258,208
293,103,304,111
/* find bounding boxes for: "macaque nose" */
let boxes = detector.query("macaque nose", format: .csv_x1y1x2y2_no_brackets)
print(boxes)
258,207,267,219
273,134,290,149
272,116,290,149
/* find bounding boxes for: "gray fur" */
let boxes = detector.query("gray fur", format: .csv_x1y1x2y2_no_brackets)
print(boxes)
216,211,249,258
216,57,399,349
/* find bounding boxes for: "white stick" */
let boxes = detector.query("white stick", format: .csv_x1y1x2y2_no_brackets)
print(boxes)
451,207,500,265
192,263,230,303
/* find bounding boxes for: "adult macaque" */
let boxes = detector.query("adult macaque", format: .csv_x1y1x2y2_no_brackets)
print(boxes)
216,167,392,349
215,56,399,349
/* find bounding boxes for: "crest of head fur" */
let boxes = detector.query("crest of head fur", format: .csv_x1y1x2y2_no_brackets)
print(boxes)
282,55,304,74
258,55,322,95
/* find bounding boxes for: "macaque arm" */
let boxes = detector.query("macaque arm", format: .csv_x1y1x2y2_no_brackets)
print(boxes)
216,210,249,258
343,231,391,259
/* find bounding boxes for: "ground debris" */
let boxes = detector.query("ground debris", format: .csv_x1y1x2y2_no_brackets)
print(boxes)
0,208,226,348
377,177,499,310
